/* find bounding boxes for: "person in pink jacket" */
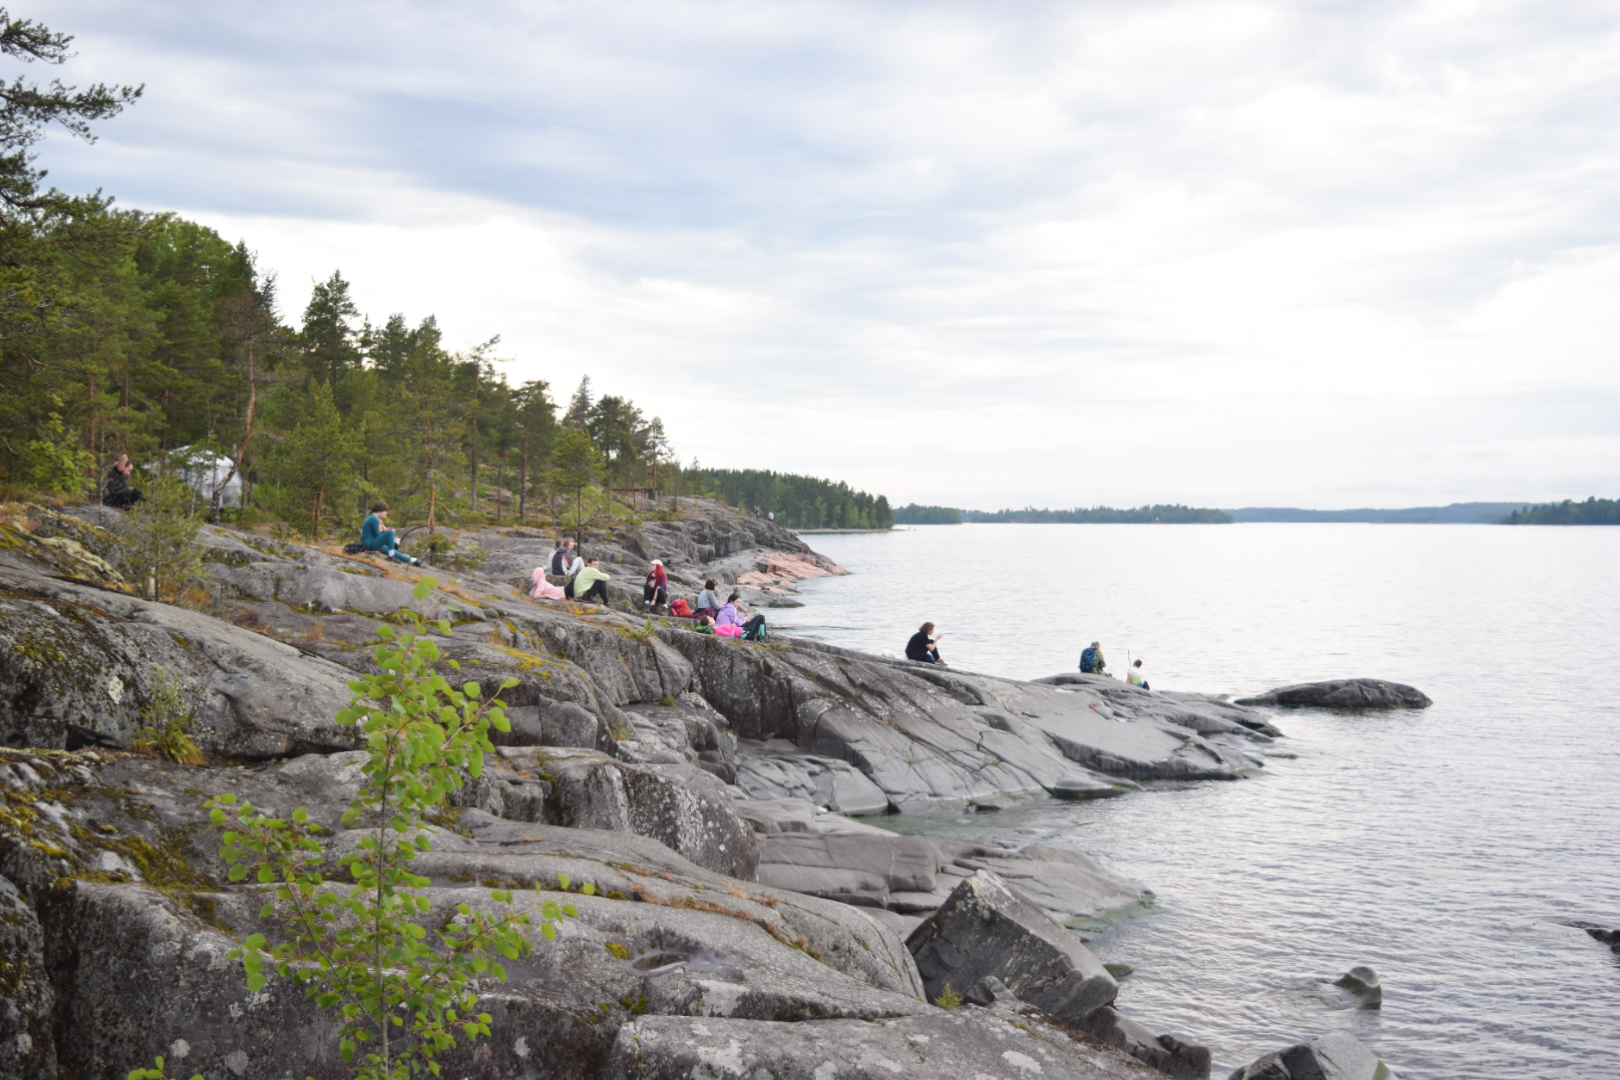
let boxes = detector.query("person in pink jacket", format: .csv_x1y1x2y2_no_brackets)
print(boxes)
530,567,566,600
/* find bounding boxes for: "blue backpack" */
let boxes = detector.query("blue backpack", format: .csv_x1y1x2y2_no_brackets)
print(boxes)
1080,647,1098,673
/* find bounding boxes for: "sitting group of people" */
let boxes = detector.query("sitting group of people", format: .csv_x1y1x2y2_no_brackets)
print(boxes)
1081,640,1149,689
529,543,767,640
527,538,611,603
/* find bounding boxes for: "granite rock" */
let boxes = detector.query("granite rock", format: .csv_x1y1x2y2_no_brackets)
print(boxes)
1230,1031,1399,1080
1235,680,1430,710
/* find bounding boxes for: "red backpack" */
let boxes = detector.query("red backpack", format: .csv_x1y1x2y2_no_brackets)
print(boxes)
670,598,693,617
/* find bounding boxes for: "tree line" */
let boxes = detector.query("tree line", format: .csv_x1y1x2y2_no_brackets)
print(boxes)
893,503,1232,524
692,468,893,530
1501,498,1620,525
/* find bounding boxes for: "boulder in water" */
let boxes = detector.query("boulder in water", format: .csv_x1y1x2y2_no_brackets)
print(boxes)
1076,1005,1212,1079
1230,1030,1399,1079
1235,679,1431,710
1332,965,1383,1008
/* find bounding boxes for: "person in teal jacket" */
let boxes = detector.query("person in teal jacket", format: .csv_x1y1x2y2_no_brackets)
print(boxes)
360,502,419,564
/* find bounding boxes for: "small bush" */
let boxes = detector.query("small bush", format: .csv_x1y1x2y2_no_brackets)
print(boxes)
113,473,209,603
934,983,963,1010
132,668,205,765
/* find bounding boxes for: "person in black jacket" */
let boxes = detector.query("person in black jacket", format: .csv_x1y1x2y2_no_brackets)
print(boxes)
102,454,142,509
905,622,944,664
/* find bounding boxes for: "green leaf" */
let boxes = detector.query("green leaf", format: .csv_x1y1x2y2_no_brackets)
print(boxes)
541,922,557,940
557,872,572,891
415,578,437,600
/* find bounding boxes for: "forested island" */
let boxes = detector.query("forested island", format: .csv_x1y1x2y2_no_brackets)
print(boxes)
893,503,1232,524
1501,497,1620,525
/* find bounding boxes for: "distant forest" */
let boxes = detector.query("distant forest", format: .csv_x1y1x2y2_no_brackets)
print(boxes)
1501,498,1620,525
695,469,892,530
893,504,1232,524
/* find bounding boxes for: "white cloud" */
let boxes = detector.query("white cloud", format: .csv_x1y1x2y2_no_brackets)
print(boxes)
26,0,1620,507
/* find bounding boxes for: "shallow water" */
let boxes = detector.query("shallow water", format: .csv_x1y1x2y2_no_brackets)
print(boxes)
780,523,1620,1078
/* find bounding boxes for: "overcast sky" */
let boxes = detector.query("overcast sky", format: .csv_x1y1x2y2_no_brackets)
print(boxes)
27,0,1620,508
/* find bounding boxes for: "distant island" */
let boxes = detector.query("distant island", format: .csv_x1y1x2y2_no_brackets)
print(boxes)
892,504,1232,524
1228,502,1526,524
1501,497,1619,525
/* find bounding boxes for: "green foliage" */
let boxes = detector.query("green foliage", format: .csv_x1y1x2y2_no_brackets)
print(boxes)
125,1055,203,1080
112,470,209,602
260,381,362,536
961,504,1233,524
204,578,590,1079
892,503,962,525
132,667,204,765
694,468,893,530
934,982,963,1009
23,396,95,497
1501,497,1620,525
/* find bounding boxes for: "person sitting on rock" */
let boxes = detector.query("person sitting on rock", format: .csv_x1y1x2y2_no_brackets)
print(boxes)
716,591,746,628
644,559,669,611
1079,641,1109,676
574,557,611,604
102,453,143,510
550,538,578,577
694,579,722,621
360,502,420,564
905,622,944,664
1126,658,1150,690
529,567,566,600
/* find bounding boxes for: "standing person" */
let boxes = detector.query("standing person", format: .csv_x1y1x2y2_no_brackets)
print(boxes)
643,559,669,610
1126,658,1150,690
1080,641,1109,676
694,579,723,621
102,454,143,509
906,622,944,664
574,558,611,604
360,502,420,564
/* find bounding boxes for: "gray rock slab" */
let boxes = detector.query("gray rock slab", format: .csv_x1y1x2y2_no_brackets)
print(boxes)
499,746,758,879
906,869,1119,1025
941,843,1154,926
1235,679,1431,710
0,564,357,759
755,832,939,908
607,1009,1166,1079
1231,1030,1399,1080
0,873,55,1079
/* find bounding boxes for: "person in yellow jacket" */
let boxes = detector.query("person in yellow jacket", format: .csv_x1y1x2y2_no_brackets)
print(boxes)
574,558,611,604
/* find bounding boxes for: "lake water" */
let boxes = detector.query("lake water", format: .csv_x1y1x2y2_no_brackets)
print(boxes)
780,524,1620,1079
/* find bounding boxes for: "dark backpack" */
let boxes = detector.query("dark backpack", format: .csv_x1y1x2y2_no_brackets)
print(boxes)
1080,647,1098,673
550,550,568,575
344,543,366,555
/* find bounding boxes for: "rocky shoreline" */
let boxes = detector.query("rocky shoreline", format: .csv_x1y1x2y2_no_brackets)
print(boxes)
0,500,1401,1079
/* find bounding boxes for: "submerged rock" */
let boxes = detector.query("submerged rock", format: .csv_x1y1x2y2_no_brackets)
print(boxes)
906,869,1119,1024
1235,679,1430,710
1332,965,1383,1008
1230,1031,1399,1080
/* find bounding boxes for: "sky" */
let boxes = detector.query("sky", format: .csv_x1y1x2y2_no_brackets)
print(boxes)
23,0,1620,509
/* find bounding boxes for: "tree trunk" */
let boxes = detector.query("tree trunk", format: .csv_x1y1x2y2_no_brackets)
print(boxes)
519,447,528,525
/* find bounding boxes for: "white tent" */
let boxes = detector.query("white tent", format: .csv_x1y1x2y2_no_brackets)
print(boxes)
174,450,244,508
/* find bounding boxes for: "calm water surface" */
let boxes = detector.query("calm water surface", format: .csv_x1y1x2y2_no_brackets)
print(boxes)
781,524,1620,1079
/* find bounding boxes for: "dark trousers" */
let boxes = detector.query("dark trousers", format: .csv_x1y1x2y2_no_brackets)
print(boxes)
742,614,766,640
644,583,667,606
581,580,609,604
103,489,142,510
